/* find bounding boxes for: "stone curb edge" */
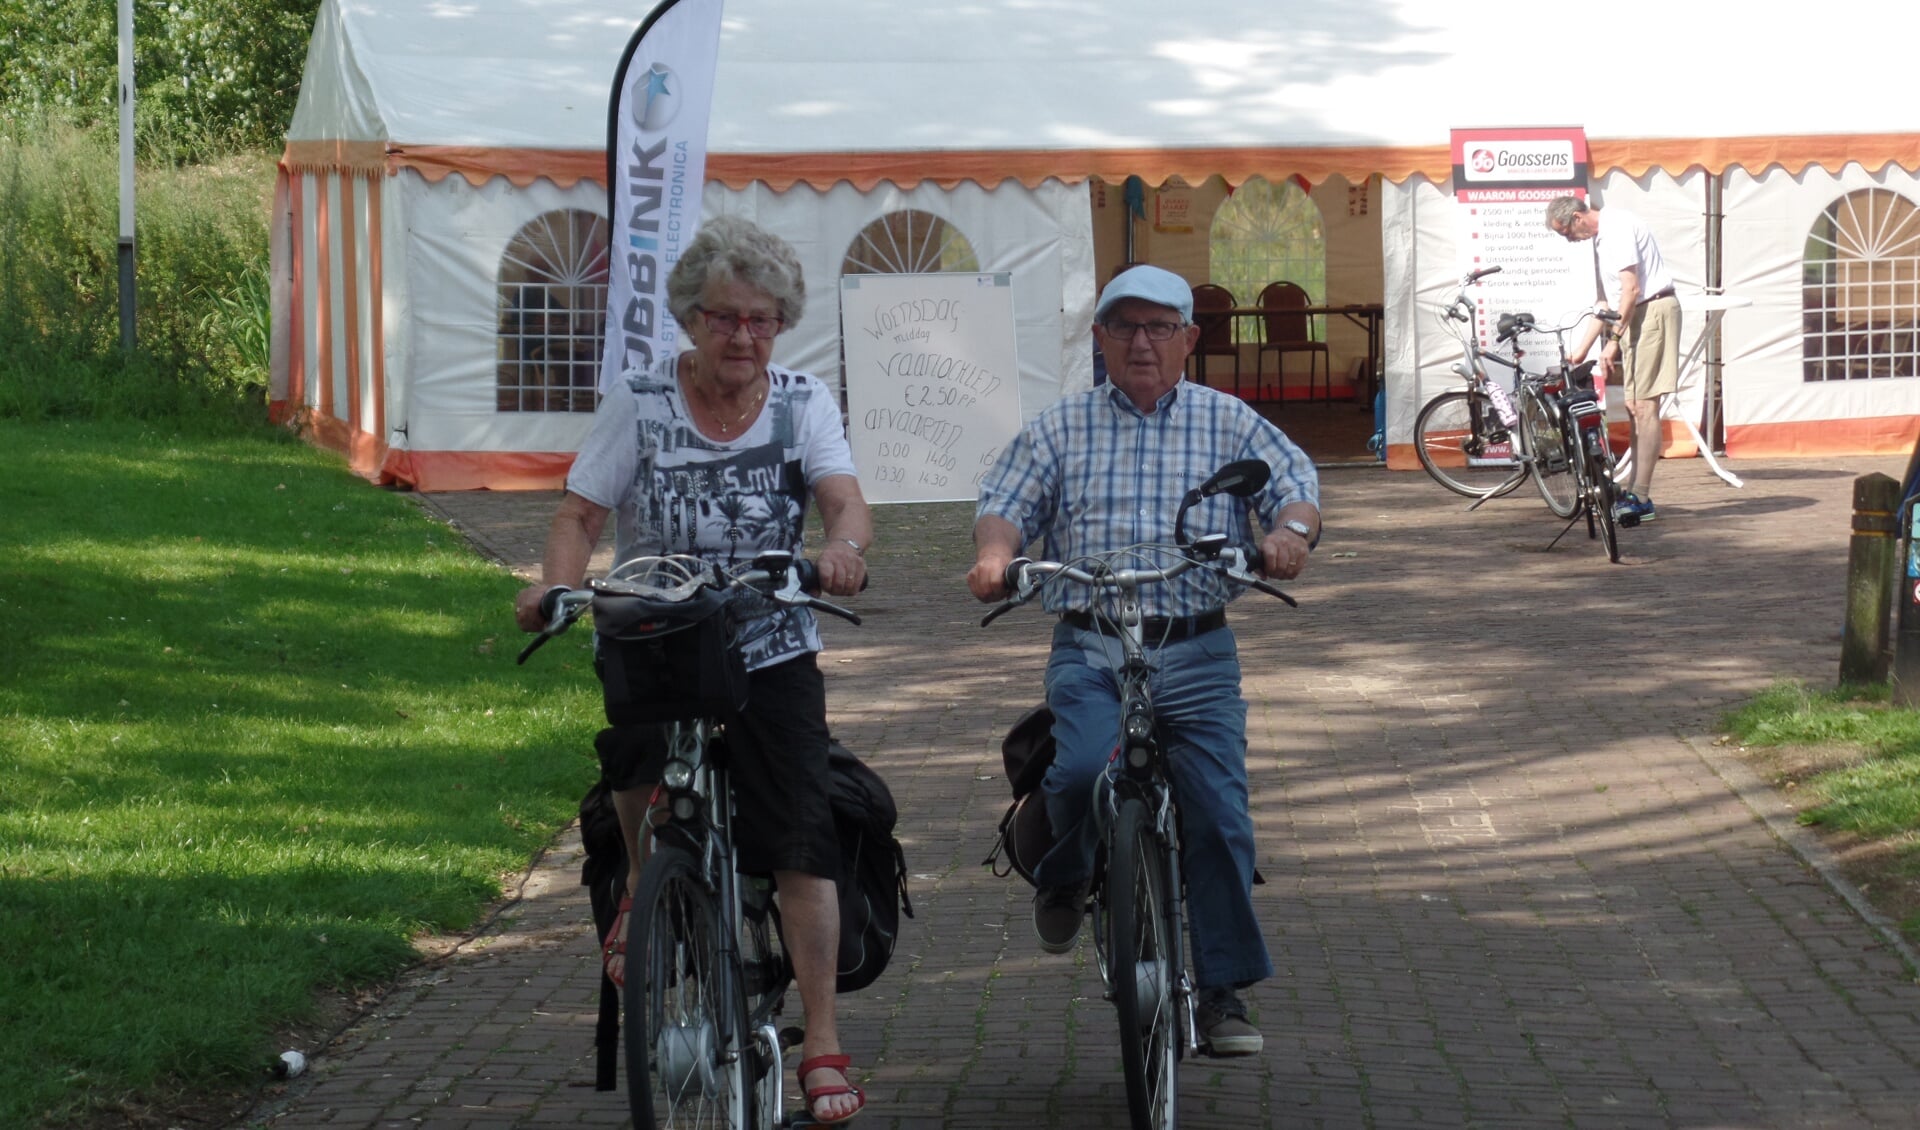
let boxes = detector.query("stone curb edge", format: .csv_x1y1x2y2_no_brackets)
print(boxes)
1684,733,1920,979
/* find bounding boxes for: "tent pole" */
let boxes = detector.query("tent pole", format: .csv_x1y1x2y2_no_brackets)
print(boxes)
1703,175,1725,453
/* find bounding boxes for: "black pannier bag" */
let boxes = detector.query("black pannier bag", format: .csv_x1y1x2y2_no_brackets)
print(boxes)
592,584,748,725
578,770,629,1091
982,703,1060,887
819,739,914,993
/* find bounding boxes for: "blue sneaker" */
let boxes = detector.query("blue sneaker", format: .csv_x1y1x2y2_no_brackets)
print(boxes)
1613,492,1656,525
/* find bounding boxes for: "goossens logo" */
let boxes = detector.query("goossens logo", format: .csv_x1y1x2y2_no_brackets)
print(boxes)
1463,140,1575,182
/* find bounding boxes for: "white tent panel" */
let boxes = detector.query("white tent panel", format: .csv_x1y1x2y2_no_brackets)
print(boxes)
398,171,609,454
1720,163,1920,452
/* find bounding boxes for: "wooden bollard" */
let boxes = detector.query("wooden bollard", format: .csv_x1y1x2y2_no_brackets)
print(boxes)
1840,472,1899,685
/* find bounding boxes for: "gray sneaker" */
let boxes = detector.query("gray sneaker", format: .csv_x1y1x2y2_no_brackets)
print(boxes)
1032,882,1088,954
1195,988,1263,1057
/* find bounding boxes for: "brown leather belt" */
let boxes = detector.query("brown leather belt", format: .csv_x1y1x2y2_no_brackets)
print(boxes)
1060,608,1226,642
1636,287,1677,307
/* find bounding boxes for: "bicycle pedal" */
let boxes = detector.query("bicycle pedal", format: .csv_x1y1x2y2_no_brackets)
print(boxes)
1616,513,1640,529
779,1025,806,1050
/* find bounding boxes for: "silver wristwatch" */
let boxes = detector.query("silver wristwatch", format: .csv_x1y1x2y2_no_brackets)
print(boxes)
1281,519,1313,543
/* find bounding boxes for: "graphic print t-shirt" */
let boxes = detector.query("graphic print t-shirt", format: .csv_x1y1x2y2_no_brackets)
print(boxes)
566,356,859,671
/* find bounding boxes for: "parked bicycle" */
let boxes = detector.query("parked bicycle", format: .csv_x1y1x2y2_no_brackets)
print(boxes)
519,551,862,1130
1521,309,1629,562
980,460,1295,1130
1412,266,1578,513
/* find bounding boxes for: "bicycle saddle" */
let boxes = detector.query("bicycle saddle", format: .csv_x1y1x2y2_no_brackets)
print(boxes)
1495,312,1535,342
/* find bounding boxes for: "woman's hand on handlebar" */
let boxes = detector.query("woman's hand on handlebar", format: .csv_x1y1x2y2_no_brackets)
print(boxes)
815,538,867,597
514,583,560,633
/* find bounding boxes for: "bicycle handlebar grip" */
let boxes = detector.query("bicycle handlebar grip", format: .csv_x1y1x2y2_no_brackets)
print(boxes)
515,633,551,665
537,585,568,622
1470,265,1503,281
1002,556,1032,592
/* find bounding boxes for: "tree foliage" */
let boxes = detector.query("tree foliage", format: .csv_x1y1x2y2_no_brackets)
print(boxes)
0,0,320,157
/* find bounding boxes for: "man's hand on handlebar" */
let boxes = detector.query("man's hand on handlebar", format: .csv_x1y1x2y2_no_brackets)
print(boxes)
967,550,1016,603
1257,528,1309,581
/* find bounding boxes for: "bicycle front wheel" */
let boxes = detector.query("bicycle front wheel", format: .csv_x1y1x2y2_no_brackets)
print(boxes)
1413,390,1525,499
625,844,749,1130
1108,796,1180,1130
1519,389,1578,518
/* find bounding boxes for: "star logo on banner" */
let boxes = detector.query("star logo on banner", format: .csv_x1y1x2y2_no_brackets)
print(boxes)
632,62,683,131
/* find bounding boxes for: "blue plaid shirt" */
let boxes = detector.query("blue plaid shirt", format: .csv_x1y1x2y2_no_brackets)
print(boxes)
976,381,1320,618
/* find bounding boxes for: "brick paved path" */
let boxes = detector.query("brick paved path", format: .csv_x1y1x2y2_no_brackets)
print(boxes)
247,454,1920,1129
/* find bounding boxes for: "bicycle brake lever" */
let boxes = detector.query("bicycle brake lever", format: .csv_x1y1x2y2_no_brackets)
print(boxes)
981,600,1019,628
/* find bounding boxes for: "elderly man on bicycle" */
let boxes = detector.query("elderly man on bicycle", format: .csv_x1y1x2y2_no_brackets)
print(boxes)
966,264,1321,1057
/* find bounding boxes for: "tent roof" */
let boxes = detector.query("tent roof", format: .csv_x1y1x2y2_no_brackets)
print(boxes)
286,0,1920,188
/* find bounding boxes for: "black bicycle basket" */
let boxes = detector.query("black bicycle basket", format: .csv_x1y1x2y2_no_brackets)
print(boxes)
592,585,748,724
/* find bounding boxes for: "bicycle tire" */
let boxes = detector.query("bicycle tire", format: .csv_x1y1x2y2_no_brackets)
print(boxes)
1584,427,1621,563
1412,390,1527,499
1108,795,1180,1130
1518,388,1578,518
624,843,749,1130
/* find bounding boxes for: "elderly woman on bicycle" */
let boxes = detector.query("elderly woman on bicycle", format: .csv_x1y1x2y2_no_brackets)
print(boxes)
513,215,873,1124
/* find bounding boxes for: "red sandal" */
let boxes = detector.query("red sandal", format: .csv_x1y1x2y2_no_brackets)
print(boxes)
797,1053,865,1124
601,895,631,988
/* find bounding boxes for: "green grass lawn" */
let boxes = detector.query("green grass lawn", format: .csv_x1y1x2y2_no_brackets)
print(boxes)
1720,681,1920,941
0,420,604,1126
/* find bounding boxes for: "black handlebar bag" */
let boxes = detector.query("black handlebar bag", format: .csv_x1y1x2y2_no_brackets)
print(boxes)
592,586,749,725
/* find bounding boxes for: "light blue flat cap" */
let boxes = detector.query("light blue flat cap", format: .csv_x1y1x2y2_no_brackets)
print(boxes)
1094,265,1193,323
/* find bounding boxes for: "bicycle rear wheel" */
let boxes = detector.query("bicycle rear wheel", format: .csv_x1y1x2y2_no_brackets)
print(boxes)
1413,390,1526,499
1107,796,1180,1130
625,844,749,1130
1583,427,1621,563
1519,389,1578,517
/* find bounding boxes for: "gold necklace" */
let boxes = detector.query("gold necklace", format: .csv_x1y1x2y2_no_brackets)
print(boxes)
686,362,766,434
708,380,765,433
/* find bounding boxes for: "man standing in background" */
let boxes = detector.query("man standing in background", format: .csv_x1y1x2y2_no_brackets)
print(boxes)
1545,195,1679,524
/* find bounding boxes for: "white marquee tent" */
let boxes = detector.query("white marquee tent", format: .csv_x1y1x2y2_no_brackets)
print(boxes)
273,0,1920,490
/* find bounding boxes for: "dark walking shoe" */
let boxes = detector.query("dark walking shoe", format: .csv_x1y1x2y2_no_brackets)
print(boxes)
1196,987,1263,1057
1613,492,1656,525
1032,882,1088,954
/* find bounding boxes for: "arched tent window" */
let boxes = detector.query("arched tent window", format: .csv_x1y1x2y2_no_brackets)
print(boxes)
1210,177,1326,341
1803,188,1920,382
841,210,980,275
497,209,610,412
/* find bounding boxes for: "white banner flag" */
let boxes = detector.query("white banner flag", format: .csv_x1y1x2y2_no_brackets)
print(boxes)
601,0,724,393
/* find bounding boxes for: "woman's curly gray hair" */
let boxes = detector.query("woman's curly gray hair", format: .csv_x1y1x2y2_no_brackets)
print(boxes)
665,215,806,330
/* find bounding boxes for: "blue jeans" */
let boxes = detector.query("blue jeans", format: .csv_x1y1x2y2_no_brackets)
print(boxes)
1033,620,1272,991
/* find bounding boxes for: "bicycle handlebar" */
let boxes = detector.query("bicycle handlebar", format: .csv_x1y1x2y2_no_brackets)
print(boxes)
516,552,861,664
980,542,1295,630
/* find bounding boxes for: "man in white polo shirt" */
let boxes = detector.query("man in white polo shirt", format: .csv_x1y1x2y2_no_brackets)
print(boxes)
1545,195,1679,525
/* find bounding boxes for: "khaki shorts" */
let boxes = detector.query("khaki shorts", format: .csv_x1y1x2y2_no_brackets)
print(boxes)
1622,295,1681,401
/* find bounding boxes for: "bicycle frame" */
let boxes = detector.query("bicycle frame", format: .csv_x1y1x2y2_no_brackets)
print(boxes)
646,717,790,1130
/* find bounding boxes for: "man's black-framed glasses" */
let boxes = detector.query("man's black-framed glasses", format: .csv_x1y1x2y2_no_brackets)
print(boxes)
694,307,785,339
1102,318,1185,342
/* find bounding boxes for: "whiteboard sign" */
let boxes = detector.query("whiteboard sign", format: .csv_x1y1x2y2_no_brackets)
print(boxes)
841,272,1023,504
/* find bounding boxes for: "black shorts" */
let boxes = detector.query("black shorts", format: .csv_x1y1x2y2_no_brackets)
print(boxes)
596,652,839,880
